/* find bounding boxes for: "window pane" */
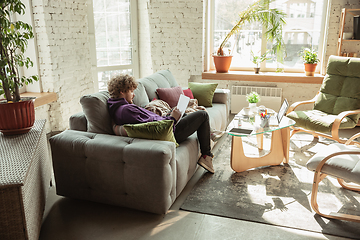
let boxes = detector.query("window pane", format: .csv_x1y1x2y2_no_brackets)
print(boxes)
281,0,325,69
213,0,325,70
97,69,133,91
214,0,258,68
93,0,132,67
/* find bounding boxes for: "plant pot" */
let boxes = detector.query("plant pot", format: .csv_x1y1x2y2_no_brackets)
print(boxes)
213,55,232,73
254,67,260,74
304,63,317,76
0,98,35,135
248,102,257,113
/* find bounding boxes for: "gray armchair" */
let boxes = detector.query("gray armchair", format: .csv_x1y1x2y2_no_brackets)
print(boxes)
306,132,360,222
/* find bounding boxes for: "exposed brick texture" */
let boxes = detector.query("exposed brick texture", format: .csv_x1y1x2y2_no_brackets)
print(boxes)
325,1,360,65
28,0,357,133
139,0,203,86
31,0,94,133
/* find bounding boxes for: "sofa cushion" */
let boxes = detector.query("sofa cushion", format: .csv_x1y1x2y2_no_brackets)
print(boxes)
133,82,150,107
80,91,113,134
156,86,184,108
183,88,194,99
188,82,218,107
123,120,178,146
138,70,179,101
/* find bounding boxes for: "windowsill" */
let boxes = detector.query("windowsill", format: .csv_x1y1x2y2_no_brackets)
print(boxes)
20,92,57,108
202,71,324,84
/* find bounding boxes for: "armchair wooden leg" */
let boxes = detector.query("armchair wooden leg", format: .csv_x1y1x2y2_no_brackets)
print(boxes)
311,172,360,222
337,178,360,191
290,128,300,138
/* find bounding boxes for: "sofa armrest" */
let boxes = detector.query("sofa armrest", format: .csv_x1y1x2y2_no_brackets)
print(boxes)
49,130,177,214
69,112,88,131
212,88,230,104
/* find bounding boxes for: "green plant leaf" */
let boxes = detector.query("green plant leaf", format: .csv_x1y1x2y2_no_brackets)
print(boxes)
0,0,39,102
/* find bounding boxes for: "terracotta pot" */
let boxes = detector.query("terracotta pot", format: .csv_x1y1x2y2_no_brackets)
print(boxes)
304,63,317,76
254,67,260,74
213,55,233,73
0,98,35,135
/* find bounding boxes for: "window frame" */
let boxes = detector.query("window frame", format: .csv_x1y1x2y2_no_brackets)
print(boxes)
205,0,329,74
88,0,139,92
14,0,42,93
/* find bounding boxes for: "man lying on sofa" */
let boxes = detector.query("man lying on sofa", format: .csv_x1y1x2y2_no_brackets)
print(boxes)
107,74,220,173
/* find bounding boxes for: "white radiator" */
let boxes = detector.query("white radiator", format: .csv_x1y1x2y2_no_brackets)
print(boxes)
231,86,282,114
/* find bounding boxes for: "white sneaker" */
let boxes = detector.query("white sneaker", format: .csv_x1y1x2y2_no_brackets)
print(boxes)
210,129,225,142
198,155,215,173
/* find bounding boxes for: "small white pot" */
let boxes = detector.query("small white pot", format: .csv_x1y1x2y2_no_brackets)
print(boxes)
248,102,257,113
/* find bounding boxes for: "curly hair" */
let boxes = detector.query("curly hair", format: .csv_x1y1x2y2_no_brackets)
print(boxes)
107,74,138,98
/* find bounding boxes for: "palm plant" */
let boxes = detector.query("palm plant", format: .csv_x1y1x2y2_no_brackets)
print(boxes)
0,0,38,102
215,0,286,61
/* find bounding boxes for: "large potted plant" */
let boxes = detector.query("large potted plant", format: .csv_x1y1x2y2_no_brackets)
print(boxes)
213,0,286,73
0,0,39,135
299,48,319,76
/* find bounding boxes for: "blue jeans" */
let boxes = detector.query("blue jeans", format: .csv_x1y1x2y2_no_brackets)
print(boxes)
174,110,212,157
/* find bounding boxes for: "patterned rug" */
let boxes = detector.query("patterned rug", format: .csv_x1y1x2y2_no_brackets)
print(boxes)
180,133,360,239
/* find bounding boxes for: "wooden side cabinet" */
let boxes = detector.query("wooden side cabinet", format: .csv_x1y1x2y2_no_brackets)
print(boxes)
0,120,51,240
337,8,360,56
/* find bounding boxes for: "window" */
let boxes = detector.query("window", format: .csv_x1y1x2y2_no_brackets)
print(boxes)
88,0,139,91
208,0,328,72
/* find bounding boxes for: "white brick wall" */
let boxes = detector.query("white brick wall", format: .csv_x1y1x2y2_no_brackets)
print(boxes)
139,0,203,86
31,0,94,133
28,0,357,133
325,0,360,65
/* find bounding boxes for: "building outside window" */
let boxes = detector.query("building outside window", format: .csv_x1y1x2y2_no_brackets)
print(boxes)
210,0,328,72
88,0,139,91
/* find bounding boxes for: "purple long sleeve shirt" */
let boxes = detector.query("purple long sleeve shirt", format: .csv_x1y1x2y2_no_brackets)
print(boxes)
107,98,176,126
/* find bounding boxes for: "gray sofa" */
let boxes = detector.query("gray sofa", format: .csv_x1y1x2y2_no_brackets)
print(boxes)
49,70,229,214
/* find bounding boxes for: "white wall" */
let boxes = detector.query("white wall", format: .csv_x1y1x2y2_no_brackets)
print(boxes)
31,0,95,133
30,0,358,133
325,0,360,61
138,0,204,86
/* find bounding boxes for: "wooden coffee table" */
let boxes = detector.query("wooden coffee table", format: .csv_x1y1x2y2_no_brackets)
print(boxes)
226,112,295,172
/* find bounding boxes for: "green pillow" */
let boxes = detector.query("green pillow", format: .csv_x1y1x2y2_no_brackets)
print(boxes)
188,82,218,107
123,120,178,147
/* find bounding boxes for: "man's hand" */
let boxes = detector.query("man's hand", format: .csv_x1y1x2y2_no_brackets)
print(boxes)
170,107,181,121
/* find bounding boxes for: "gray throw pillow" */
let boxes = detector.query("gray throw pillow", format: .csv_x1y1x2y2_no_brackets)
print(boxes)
80,91,113,135
133,82,150,107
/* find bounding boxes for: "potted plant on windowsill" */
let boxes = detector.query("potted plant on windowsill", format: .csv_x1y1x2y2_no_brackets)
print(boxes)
251,50,271,74
299,48,320,76
213,0,286,73
0,0,39,135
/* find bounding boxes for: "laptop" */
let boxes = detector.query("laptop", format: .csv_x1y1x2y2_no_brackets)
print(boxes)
269,98,289,126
